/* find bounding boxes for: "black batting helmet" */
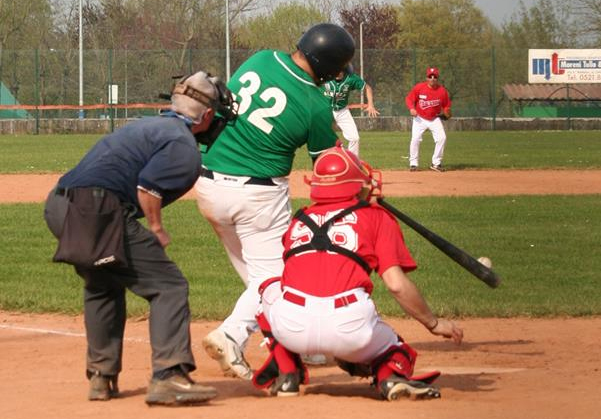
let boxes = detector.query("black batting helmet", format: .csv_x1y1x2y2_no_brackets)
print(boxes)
297,23,355,85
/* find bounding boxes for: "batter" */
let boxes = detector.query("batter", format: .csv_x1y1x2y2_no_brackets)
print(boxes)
194,23,356,380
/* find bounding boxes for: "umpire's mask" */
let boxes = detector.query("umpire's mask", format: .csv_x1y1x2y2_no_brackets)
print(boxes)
170,71,238,149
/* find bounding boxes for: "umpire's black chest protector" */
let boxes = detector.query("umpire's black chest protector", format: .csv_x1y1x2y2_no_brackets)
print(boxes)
284,200,372,274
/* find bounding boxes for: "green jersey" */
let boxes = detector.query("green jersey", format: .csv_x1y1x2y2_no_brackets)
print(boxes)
322,73,366,111
203,50,337,178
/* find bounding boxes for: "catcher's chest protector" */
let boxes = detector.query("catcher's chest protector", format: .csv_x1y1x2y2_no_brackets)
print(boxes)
284,201,371,274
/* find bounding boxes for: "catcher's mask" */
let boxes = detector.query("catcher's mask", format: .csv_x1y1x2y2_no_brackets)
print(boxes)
161,71,238,150
306,142,382,203
297,23,355,85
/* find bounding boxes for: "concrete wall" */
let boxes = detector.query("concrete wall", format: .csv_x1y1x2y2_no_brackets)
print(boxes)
354,117,601,131
1,116,601,135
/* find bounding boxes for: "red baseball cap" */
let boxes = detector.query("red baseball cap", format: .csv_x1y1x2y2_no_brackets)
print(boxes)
426,67,439,78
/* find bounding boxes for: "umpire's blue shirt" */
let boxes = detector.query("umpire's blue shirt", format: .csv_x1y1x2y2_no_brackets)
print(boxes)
59,115,201,218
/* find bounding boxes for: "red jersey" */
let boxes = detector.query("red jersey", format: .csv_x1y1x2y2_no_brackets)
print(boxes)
405,82,451,121
281,198,417,297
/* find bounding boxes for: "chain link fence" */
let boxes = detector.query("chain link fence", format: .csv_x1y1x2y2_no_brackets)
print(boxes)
0,47,593,122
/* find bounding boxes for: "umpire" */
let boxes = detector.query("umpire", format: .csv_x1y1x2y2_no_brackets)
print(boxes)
44,70,236,406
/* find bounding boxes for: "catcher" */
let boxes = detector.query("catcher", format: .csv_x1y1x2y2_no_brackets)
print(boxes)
252,143,463,400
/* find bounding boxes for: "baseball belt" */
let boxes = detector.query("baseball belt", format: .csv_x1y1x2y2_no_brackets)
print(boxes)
200,168,275,186
283,291,358,309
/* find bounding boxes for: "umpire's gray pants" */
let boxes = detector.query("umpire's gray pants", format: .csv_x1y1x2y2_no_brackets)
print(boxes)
44,188,195,376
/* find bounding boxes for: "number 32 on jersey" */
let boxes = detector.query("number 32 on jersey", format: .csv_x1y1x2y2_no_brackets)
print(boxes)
233,71,287,135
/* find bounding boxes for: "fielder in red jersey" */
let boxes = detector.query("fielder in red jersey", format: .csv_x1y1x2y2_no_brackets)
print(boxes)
405,71,451,121
405,67,452,172
251,143,463,401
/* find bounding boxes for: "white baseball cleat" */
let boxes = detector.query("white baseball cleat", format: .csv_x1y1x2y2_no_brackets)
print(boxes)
202,329,253,380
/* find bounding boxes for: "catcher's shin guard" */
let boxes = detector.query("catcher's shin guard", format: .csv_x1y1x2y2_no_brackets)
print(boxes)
252,312,308,393
372,343,440,385
371,343,441,400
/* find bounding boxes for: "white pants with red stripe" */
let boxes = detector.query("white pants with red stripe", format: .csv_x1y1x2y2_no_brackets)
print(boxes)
333,107,360,156
261,283,399,364
409,116,447,167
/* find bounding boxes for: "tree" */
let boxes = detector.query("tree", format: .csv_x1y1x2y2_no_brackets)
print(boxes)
0,0,54,106
0,0,53,50
235,2,326,51
571,0,601,44
304,0,345,22
56,0,263,65
50,0,265,105
339,2,400,49
336,2,403,114
500,0,575,49
396,0,493,49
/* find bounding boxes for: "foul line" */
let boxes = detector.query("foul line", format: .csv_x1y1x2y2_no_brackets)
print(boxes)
0,323,148,343
427,366,526,374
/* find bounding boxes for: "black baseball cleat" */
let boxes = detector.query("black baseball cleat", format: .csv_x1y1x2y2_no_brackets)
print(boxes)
409,166,418,172
429,164,444,172
379,374,441,401
269,372,301,397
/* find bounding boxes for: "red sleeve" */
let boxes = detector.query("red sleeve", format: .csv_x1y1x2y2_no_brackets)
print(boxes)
405,85,418,110
373,208,417,276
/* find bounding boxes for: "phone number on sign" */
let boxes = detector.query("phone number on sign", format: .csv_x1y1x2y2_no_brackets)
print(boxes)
567,73,601,82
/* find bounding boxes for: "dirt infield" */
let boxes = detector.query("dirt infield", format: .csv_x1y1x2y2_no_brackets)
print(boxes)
1,170,600,419
1,312,599,419
2,169,601,203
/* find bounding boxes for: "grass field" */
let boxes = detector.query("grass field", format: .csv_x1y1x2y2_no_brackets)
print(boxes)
1,196,600,318
0,130,600,319
1,130,601,173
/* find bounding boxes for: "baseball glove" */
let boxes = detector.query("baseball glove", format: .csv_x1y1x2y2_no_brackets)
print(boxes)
438,113,449,121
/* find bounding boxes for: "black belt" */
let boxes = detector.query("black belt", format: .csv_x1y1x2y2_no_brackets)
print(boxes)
55,186,106,198
200,168,276,186
55,186,69,196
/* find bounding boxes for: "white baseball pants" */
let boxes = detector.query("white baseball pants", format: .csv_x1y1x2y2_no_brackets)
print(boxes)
333,107,360,156
195,172,291,348
261,283,399,364
409,116,447,167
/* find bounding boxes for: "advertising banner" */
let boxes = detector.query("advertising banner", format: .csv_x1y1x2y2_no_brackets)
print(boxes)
529,49,601,84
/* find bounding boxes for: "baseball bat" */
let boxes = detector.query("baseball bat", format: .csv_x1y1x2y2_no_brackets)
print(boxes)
377,197,501,289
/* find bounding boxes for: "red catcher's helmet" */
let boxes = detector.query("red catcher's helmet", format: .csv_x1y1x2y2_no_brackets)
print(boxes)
308,143,382,203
